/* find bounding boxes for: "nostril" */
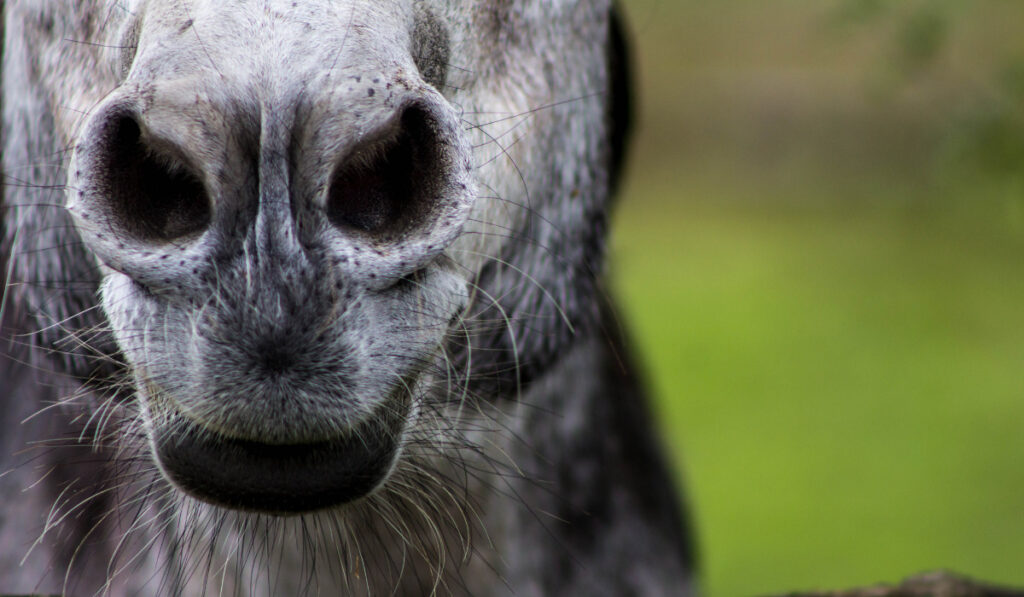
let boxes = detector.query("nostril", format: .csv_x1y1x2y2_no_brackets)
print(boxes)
327,134,413,234
326,105,442,238
97,114,210,241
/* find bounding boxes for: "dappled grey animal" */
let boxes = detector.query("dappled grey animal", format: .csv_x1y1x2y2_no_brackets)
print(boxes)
0,0,695,594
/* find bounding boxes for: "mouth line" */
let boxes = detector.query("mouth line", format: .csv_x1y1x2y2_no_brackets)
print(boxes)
150,388,411,514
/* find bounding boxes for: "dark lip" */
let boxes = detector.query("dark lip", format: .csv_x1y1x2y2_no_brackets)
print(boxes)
152,392,410,514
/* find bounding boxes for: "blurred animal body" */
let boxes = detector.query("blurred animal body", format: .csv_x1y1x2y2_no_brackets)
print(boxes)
0,1,694,594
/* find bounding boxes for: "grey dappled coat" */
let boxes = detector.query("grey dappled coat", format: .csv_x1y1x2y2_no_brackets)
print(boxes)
0,1,695,595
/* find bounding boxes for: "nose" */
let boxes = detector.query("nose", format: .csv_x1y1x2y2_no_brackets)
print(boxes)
67,19,473,291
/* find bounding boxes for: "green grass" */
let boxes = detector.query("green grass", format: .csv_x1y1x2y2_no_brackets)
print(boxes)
609,2,1024,594
611,186,1024,596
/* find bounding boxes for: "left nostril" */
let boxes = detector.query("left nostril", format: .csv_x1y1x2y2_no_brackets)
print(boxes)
93,113,211,242
326,104,442,239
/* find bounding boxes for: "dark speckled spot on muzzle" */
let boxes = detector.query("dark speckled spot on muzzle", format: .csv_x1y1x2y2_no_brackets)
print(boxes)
154,391,409,513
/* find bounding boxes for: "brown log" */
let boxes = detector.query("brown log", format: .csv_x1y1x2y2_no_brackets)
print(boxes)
769,571,1024,597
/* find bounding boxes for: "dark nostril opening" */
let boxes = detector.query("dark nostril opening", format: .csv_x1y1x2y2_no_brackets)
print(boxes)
326,105,441,238
98,115,210,241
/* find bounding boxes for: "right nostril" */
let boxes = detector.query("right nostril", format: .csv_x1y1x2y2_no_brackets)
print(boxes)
97,114,210,241
326,105,442,238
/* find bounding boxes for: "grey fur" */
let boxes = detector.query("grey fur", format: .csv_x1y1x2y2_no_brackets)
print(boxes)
1,1,695,595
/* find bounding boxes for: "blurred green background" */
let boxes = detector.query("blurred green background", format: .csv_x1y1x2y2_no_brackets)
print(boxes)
610,1,1024,595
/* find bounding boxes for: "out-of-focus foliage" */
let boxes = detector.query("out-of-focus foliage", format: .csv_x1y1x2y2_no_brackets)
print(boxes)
613,1,1024,596
941,58,1024,186
835,0,950,76
835,0,1024,209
